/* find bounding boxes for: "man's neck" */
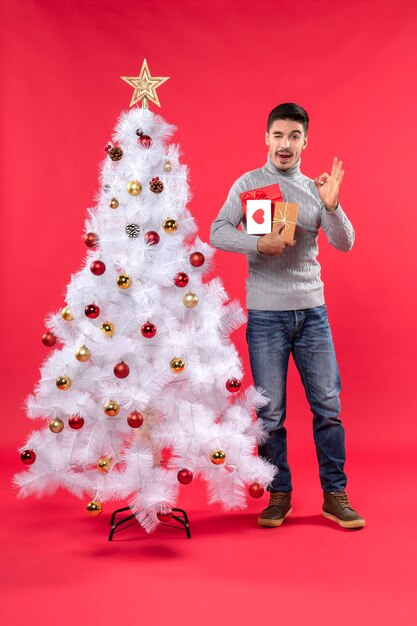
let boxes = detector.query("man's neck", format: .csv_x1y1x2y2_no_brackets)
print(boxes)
265,155,302,178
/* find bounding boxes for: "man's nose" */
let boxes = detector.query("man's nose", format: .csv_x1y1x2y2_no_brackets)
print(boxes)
280,136,290,149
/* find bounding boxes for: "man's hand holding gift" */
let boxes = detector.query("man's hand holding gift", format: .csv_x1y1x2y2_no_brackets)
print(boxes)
257,224,296,255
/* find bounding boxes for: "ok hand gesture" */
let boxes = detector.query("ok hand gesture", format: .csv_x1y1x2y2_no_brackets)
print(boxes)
314,157,344,211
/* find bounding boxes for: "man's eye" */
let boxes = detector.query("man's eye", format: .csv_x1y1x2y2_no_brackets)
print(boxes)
290,136,299,140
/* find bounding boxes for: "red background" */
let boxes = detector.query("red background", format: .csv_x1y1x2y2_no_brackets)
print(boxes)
1,1,416,624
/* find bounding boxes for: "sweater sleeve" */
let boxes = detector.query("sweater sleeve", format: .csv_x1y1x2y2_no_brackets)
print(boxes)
210,178,260,254
320,203,355,252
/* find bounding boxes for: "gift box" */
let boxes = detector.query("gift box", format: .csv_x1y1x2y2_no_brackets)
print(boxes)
240,185,298,240
272,201,299,242
240,184,283,235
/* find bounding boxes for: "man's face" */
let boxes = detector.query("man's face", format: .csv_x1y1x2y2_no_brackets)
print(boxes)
265,119,308,171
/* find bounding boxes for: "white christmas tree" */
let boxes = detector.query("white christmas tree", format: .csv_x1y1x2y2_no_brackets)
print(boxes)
14,61,275,533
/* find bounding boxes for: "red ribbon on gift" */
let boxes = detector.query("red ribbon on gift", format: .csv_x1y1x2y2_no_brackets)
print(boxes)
240,183,283,214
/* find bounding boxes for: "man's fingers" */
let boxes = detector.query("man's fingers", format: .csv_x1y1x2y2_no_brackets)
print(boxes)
285,239,296,247
271,227,296,246
316,172,329,186
331,157,344,181
273,222,287,236
336,160,343,180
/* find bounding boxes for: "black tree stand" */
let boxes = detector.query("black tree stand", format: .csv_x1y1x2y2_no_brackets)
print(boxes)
108,506,191,541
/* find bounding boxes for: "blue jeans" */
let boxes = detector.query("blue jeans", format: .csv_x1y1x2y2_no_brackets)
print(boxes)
246,305,347,493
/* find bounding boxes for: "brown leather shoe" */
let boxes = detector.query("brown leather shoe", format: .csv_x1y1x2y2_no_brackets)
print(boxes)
322,491,365,529
258,491,292,527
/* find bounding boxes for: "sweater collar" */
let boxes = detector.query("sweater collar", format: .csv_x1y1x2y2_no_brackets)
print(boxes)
264,154,302,178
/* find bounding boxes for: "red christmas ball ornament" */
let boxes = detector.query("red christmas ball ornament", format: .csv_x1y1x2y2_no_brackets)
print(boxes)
85,304,100,319
114,361,130,378
138,134,152,149
226,378,242,393
174,272,189,288
90,260,106,276
84,232,99,248
177,469,193,485
127,411,144,428
157,511,173,523
141,322,157,338
68,416,85,430
249,483,265,499
144,231,160,246
42,331,57,347
21,449,36,465
190,251,205,267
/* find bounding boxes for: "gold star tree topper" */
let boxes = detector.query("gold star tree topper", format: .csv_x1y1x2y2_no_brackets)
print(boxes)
121,59,169,108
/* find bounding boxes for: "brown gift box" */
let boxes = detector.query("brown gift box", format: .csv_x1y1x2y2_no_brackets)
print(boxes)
272,201,299,242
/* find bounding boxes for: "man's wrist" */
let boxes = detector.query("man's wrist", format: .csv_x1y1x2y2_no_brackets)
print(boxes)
257,236,265,254
324,201,339,212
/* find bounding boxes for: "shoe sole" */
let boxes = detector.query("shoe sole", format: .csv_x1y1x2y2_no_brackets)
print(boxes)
322,510,365,529
258,507,292,527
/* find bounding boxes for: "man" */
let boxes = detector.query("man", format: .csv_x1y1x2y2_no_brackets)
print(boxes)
210,103,364,529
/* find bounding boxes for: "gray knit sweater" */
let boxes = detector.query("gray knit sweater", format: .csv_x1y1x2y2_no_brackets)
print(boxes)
210,156,354,311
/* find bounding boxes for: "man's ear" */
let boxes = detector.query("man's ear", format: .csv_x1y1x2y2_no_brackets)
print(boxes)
303,136,308,150
265,131,270,146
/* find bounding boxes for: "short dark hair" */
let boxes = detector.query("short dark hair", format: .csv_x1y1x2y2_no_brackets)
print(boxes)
267,103,309,134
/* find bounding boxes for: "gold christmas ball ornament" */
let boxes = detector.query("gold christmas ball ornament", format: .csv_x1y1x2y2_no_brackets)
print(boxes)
163,218,178,233
49,418,64,433
100,322,115,337
97,457,112,473
116,274,132,289
56,375,72,391
104,400,120,416
210,450,226,465
127,180,142,196
183,291,199,308
61,306,74,321
109,197,119,209
75,345,91,362
86,501,102,516
163,159,173,172
170,357,185,374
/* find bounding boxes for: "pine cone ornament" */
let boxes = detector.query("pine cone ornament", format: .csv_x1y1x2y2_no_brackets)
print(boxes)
150,177,164,194
108,146,123,161
125,224,140,238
